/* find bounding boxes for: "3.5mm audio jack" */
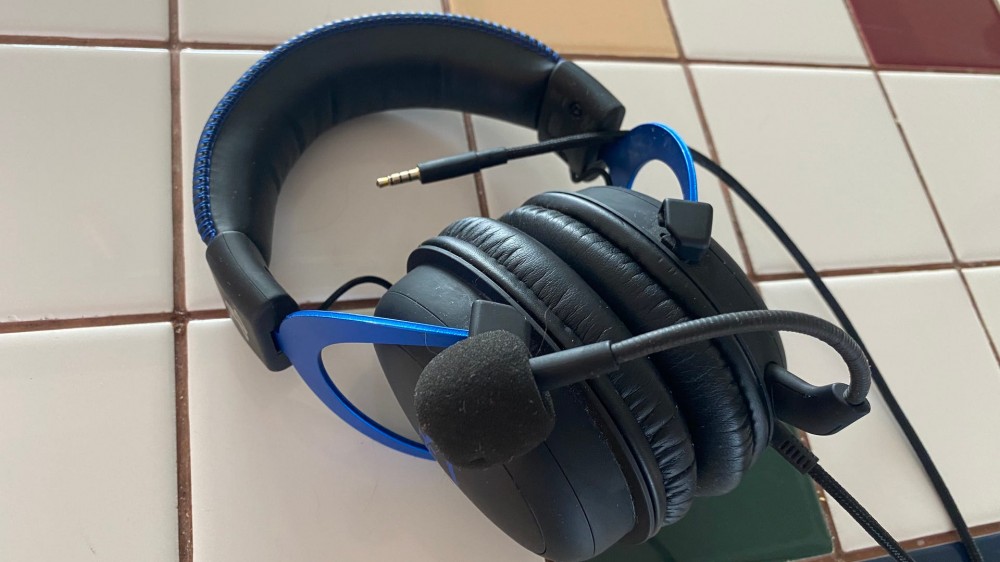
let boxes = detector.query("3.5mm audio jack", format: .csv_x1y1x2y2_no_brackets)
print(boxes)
375,131,625,187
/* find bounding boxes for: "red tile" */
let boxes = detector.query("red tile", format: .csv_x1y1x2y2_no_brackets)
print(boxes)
848,0,1000,70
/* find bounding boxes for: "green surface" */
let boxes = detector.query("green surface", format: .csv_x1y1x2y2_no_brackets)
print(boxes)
595,448,833,562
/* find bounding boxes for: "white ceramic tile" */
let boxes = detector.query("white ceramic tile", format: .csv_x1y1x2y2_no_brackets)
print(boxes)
0,46,173,321
964,267,1000,345
187,319,540,561
881,72,1000,262
474,61,745,267
180,50,480,310
758,271,1000,551
0,323,177,560
179,0,441,43
0,0,167,39
692,65,952,275
667,0,867,64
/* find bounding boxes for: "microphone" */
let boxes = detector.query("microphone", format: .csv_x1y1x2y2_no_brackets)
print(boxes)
415,309,872,470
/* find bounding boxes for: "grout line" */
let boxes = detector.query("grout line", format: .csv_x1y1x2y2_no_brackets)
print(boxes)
842,0,1000,368
658,0,757,278
168,1,193,560
842,521,1000,561
170,51,186,314
180,40,276,52
958,269,1000,364
461,113,491,217
173,320,193,562
755,261,956,282
0,34,168,48
0,312,175,334
684,58,869,71
0,298,384,336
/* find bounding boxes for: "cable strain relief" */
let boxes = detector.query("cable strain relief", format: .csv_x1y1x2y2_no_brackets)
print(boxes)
770,424,819,475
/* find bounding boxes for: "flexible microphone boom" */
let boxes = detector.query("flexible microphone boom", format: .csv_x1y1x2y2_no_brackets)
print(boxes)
414,307,920,561
415,308,872,470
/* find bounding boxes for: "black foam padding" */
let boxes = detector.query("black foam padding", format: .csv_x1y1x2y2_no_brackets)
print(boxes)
518,189,771,497
415,331,555,469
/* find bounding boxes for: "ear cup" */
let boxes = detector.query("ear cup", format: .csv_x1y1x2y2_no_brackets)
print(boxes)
431,217,698,522
507,189,772,497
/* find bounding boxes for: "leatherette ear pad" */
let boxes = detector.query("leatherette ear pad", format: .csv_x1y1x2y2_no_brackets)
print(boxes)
514,188,773,496
435,217,696,521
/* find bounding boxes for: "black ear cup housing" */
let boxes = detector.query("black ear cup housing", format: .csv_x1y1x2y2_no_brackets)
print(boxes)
374,186,784,561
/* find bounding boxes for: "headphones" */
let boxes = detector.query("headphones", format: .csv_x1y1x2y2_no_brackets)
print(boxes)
194,13,925,562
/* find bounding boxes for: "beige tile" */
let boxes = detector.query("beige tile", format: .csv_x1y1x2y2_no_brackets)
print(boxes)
187,319,539,561
0,0,167,38
881,72,1000,262
692,65,952,274
0,46,173,321
668,0,866,64
0,324,178,560
450,0,679,57
179,0,440,43
759,271,1000,551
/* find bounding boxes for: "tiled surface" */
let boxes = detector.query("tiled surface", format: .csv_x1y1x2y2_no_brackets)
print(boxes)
449,0,678,57
0,0,167,39
3,2,1000,562
179,0,441,43
880,72,1000,262
669,0,867,65
848,0,1000,70
692,64,951,275
869,532,1000,562
965,267,1000,343
759,271,1000,551
0,324,177,560
187,319,536,561
0,46,173,321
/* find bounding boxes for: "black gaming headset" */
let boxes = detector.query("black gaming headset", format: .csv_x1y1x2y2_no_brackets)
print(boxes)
194,13,974,562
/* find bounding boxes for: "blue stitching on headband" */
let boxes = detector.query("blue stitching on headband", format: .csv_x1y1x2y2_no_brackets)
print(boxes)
193,12,561,243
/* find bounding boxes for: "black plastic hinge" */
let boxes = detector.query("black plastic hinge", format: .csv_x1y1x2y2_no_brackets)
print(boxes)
205,231,299,371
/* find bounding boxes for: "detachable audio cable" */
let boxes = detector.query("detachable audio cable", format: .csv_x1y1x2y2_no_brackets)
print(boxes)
689,149,983,562
770,425,915,562
375,131,625,187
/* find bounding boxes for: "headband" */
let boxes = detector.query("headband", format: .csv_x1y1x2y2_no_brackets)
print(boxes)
193,13,625,369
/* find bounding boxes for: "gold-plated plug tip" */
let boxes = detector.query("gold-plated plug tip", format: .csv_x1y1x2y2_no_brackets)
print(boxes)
376,167,421,188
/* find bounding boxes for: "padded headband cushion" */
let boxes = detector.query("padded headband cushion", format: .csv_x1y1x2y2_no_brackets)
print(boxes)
195,14,625,369
195,13,624,260
435,217,698,522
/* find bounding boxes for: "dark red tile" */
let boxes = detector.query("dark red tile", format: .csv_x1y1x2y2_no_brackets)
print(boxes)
848,0,1000,70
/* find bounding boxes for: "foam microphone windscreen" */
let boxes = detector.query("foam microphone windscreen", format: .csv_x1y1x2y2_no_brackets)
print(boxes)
414,330,556,469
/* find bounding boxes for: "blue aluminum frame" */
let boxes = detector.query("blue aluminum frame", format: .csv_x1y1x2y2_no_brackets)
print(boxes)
275,122,698,459
276,310,467,458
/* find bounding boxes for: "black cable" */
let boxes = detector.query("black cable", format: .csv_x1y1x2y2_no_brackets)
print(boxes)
598,168,614,186
690,148,982,562
610,310,870,405
378,132,625,187
319,275,392,310
503,131,626,160
770,425,915,562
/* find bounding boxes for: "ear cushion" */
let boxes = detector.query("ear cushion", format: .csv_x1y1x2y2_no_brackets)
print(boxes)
506,192,766,497
435,217,697,522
